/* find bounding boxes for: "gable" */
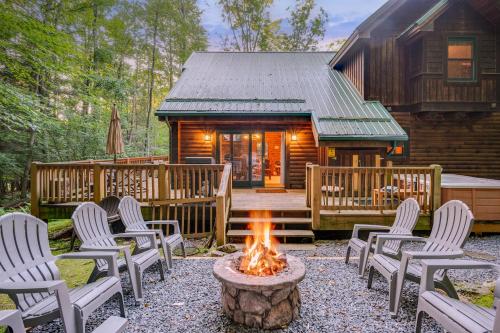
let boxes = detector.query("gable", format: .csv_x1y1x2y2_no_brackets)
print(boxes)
332,0,500,67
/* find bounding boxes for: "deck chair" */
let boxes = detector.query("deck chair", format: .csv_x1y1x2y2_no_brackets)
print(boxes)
0,309,128,333
72,202,165,303
345,198,420,276
367,200,474,317
416,259,500,333
118,196,186,270
0,213,125,333
69,196,123,251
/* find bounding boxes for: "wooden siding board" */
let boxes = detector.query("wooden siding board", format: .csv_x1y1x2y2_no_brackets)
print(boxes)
391,111,500,180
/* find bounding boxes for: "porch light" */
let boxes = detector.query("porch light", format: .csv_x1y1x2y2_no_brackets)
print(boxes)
204,133,212,141
291,132,298,141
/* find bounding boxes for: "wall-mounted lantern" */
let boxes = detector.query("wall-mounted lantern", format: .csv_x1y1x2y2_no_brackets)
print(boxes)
291,131,298,141
204,132,212,142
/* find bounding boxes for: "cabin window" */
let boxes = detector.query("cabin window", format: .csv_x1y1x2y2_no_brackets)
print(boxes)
387,128,410,159
447,38,476,81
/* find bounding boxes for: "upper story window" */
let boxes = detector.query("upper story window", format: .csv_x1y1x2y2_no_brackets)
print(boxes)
447,38,476,82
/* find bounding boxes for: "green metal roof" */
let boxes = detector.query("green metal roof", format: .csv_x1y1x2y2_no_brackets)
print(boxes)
156,52,407,141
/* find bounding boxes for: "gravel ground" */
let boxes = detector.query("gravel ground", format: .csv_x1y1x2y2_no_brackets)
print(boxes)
32,236,499,333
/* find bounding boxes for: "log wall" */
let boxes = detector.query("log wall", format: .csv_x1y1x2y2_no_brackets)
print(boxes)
172,119,318,188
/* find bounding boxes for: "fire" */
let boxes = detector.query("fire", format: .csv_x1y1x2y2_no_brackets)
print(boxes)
239,212,287,276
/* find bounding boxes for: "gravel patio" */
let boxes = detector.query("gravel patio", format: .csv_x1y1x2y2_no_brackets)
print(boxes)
32,236,500,333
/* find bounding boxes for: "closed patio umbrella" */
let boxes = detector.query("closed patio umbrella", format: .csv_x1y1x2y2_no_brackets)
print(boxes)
106,104,124,163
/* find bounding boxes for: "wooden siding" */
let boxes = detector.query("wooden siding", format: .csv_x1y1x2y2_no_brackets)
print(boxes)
391,111,500,179
171,119,317,188
408,1,498,106
342,49,365,96
442,187,500,221
364,0,438,106
287,123,318,188
177,123,214,163
368,36,406,105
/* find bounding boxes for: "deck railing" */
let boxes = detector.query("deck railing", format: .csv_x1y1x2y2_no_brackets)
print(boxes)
216,164,232,246
149,164,230,239
30,160,232,239
306,164,442,228
65,155,169,165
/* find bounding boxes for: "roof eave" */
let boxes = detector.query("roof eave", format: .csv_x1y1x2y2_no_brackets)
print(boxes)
318,135,408,142
154,111,312,117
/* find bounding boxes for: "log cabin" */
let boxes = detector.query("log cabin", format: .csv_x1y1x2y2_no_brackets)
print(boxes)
156,52,407,188
156,0,500,188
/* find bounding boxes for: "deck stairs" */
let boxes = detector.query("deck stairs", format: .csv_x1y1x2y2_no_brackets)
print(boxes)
226,208,314,249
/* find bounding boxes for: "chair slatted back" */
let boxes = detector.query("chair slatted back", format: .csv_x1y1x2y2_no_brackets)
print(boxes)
0,213,59,312
72,202,117,270
385,198,421,252
423,200,474,280
98,196,121,219
423,200,474,254
118,196,149,247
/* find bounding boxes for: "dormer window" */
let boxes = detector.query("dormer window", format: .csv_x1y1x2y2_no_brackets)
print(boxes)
447,38,476,82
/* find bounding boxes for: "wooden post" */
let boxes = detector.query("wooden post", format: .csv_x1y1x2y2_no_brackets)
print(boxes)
158,164,167,200
430,164,442,213
374,154,381,205
93,164,105,203
216,195,225,246
30,162,41,217
352,155,359,192
310,165,321,230
305,162,312,207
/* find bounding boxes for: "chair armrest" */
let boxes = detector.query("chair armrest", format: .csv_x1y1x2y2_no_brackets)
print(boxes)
0,280,75,331
145,220,180,234
366,231,411,255
403,250,464,261
374,235,426,254
113,232,158,250
0,280,66,294
352,224,391,238
57,252,120,278
80,245,128,252
420,259,500,294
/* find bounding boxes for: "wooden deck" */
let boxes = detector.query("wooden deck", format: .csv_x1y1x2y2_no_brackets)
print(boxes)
231,189,309,211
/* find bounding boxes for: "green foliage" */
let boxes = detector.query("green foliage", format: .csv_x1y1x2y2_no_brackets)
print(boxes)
282,0,328,51
0,0,207,202
218,0,328,51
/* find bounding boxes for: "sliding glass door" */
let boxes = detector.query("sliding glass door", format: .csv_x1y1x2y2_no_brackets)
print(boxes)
219,132,263,187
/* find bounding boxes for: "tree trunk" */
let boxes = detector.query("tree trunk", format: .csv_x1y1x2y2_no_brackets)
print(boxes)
144,8,159,155
20,127,36,200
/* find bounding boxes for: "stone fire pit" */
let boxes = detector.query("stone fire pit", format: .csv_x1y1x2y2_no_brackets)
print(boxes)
213,252,305,329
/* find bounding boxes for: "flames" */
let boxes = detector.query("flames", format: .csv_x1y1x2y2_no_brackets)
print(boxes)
239,212,287,276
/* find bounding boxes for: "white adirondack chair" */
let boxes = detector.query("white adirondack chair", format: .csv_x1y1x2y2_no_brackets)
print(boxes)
416,259,500,333
0,309,128,333
345,198,421,276
367,200,474,317
0,213,125,333
72,202,165,303
118,196,186,270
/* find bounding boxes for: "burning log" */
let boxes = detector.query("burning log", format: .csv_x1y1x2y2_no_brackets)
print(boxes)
238,218,288,276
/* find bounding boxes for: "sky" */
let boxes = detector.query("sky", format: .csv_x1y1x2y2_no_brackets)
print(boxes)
197,0,388,50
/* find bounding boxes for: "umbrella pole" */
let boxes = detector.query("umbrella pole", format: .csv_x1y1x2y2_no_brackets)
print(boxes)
114,153,117,164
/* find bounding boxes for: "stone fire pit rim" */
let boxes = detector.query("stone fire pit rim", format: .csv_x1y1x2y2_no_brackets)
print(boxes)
212,252,306,292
